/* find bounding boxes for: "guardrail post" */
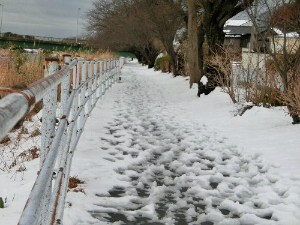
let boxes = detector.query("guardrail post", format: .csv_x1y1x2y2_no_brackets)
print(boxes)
40,57,59,224
114,59,117,83
93,60,97,107
103,60,107,95
110,59,113,88
80,61,86,130
112,59,115,84
108,59,111,88
118,59,122,80
57,55,71,167
72,61,79,117
88,61,93,114
61,54,71,115
118,60,121,81
41,57,59,164
95,61,100,100
99,61,103,97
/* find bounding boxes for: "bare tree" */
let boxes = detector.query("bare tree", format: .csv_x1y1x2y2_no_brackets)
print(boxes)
186,0,255,96
246,0,300,123
141,0,185,75
198,0,255,54
86,0,161,68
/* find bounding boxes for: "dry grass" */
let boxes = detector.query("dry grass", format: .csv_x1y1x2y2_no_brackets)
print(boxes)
0,49,44,93
0,48,116,119
9,146,39,170
0,48,117,174
68,176,85,194
62,50,117,60
0,109,42,174
281,76,300,116
0,49,117,97
209,47,284,107
208,50,239,103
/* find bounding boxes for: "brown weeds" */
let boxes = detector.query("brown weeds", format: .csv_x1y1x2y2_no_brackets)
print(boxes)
0,49,44,91
68,176,85,194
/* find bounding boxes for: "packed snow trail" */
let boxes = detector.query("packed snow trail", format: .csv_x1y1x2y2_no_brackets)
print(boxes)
65,61,300,225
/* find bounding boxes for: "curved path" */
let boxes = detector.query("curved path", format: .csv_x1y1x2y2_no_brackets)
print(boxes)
65,61,300,225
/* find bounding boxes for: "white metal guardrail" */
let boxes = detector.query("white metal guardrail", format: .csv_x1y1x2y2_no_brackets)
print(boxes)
0,55,126,225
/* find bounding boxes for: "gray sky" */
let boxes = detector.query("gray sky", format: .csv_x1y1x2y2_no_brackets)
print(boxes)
0,0,95,38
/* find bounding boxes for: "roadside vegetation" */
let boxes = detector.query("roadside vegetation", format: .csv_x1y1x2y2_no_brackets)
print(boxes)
86,0,299,124
0,48,116,93
0,47,116,174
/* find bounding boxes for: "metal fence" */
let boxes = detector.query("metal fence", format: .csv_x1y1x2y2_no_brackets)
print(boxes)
0,55,126,225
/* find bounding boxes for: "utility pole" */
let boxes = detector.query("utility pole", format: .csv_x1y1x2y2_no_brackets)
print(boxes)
249,0,259,52
76,7,81,44
0,4,3,37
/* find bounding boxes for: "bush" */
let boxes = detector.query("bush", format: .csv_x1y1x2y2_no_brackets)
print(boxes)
281,75,300,116
209,47,284,107
154,55,171,72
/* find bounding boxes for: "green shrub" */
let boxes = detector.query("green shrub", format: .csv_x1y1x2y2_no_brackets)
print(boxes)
0,197,4,208
154,55,171,72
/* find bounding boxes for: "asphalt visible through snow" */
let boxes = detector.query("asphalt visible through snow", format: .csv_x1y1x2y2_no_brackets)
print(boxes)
70,62,300,225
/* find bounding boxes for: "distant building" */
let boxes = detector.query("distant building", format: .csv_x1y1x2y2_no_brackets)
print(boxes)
223,19,269,54
223,19,252,54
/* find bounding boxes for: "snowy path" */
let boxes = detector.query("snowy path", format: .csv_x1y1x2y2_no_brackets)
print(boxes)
65,62,300,225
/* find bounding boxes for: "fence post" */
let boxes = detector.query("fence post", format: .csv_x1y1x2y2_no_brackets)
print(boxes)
61,55,71,115
93,60,97,107
41,57,59,164
88,61,93,114
114,59,117,83
112,59,115,84
99,61,103,97
108,59,111,88
40,57,59,224
103,60,107,95
80,61,86,130
110,59,113,88
56,55,71,170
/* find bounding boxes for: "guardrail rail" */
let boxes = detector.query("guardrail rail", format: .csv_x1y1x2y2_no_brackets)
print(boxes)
0,55,126,225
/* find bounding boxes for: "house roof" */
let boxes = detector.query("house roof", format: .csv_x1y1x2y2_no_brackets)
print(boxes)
224,25,252,36
272,28,300,38
224,19,267,36
225,19,250,27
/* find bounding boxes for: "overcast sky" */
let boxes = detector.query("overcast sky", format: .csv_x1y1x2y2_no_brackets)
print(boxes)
0,0,95,38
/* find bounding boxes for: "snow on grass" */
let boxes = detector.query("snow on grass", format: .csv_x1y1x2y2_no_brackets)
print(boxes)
0,113,41,225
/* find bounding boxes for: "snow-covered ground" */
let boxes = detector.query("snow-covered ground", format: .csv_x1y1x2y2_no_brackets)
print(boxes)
0,60,300,224
64,61,300,224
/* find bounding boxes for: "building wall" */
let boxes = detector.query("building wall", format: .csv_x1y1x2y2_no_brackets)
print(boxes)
271,37,300,53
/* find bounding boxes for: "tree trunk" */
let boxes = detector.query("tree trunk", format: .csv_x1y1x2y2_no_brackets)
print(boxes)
188,0,199,88
146,43,159,69
197,22,206,97
198,23,205,75
165,43,178,75
199,8,226,96
203,17,225,54
134,51,143,64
